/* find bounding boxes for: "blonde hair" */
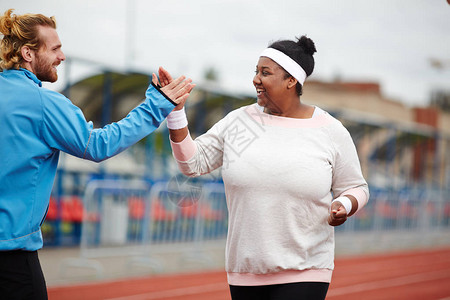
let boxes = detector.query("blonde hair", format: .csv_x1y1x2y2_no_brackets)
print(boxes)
0,9,56,70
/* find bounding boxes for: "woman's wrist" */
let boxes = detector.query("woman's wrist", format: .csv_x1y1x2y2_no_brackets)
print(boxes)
167,107,188,130
332,196,352,215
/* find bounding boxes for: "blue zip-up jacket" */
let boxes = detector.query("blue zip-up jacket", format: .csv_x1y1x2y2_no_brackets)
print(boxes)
0,68,175,251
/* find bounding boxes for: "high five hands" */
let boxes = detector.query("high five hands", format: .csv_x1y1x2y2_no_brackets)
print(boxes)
152,67,195,110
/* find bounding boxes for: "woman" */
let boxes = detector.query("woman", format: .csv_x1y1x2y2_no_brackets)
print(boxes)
159,35,369,300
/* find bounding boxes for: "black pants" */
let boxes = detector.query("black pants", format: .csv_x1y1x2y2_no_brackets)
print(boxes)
0,250,48,300
230,282,329,300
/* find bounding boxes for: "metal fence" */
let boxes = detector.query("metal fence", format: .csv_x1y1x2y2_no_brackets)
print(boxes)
58,178,229,278
337,186,449,233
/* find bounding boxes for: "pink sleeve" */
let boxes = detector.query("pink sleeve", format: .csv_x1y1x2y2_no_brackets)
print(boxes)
170,134,197,162
342,187,369,213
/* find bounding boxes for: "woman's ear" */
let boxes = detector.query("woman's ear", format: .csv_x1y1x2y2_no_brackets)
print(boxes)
21,46,34,63
287,76,297,89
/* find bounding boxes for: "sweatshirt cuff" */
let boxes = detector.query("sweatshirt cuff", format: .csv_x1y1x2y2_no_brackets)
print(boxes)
150,81,177,106
342,187,369,213
170,133,197,162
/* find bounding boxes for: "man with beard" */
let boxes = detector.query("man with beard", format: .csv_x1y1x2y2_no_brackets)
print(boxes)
0,9,193,299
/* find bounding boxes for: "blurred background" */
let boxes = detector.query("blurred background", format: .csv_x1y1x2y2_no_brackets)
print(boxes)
2,0,450,291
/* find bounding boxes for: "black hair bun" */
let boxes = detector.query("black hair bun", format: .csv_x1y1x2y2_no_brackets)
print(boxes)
297,35,317,56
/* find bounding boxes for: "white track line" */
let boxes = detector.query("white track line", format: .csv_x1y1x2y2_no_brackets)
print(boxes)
328,269,450,297
105,282,228,300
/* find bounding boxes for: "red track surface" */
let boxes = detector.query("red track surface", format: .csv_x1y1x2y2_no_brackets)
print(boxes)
48,247,450,300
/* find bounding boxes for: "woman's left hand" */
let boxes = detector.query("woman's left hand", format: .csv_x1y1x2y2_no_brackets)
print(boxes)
328,201,348,226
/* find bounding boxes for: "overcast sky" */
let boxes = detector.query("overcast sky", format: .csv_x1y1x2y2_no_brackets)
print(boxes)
3,0,450,107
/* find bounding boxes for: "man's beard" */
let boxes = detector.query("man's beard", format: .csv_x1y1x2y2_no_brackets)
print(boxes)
34,54,58,83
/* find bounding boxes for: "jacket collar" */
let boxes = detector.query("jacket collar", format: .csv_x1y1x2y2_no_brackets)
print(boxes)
20,68,42,87
2,68,43,87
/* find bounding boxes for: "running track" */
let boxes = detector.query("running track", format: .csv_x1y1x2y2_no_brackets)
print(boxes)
48,247,450,300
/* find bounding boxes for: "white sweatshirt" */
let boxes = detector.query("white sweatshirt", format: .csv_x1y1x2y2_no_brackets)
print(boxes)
170,104,369,286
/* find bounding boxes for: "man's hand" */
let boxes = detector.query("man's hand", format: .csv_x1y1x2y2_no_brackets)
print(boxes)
153,67,195,110
328,200,348,226
158,66,172,87
152,67,194,110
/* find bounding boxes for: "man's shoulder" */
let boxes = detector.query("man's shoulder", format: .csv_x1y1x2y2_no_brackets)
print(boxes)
38,85,65,98
37,88,74,114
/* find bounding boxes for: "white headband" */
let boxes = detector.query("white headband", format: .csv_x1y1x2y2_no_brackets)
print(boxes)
260,48,307,85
